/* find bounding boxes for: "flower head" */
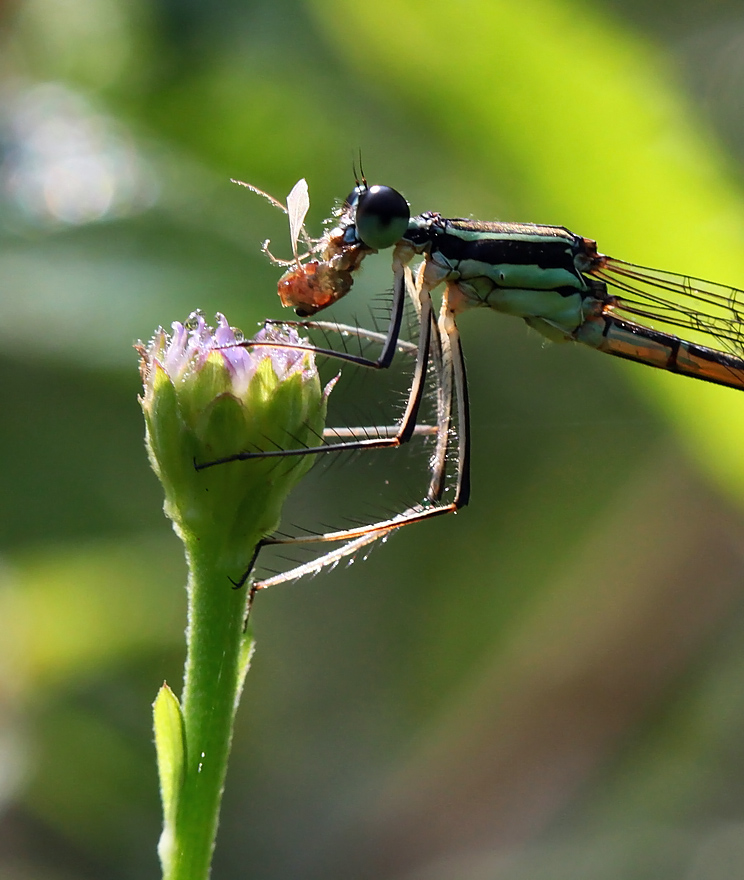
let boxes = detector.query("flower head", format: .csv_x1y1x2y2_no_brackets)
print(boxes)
139,312,329,570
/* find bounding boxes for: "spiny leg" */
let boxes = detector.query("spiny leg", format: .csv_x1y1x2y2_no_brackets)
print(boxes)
264,319,419,356
441,282,472,508
237,270,443,593
196,261,434,469
243,278,472,597
231,318,425,444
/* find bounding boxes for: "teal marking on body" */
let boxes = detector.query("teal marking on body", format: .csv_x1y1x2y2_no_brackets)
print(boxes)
458,284,586,330
457,259,585,291
444,220,577,244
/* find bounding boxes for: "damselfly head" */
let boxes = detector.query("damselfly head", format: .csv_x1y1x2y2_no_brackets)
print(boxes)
346,183,410,251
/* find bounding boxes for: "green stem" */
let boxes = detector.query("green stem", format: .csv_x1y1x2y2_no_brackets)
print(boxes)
165,537,255,880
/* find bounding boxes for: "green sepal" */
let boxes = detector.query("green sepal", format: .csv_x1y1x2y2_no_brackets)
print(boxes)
193,391,252,462
180,351,236,429
143,362,183,484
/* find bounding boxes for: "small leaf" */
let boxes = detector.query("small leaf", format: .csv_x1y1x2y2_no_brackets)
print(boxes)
153,682,185,833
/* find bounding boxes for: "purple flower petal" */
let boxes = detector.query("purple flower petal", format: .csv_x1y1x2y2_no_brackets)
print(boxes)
145,313,319,398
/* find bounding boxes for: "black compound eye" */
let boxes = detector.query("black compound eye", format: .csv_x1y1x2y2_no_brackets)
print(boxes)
354,185,410,250
343,185,365,213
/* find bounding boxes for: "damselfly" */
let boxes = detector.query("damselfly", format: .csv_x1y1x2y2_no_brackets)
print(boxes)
221,177,744,589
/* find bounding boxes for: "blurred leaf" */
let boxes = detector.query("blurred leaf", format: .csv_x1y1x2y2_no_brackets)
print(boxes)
23,700,160,867
1,537,184,693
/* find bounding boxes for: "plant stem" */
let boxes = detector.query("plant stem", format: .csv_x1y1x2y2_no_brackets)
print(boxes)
165,537,255,880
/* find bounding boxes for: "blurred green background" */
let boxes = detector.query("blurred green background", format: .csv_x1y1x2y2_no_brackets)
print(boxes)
4,0,744,877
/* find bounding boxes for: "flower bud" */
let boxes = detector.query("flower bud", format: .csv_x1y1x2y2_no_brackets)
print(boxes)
139,312,329,571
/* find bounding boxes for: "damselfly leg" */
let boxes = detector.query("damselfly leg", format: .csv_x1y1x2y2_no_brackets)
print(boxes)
209,270,468,595
249,276,471,593
197,265,433,467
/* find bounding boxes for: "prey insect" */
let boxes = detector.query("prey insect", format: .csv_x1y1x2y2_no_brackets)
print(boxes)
221,175,744,591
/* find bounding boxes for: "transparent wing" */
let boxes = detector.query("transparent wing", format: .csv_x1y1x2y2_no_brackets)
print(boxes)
287,178,310,263
591,257,744,357
231,177,314,267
